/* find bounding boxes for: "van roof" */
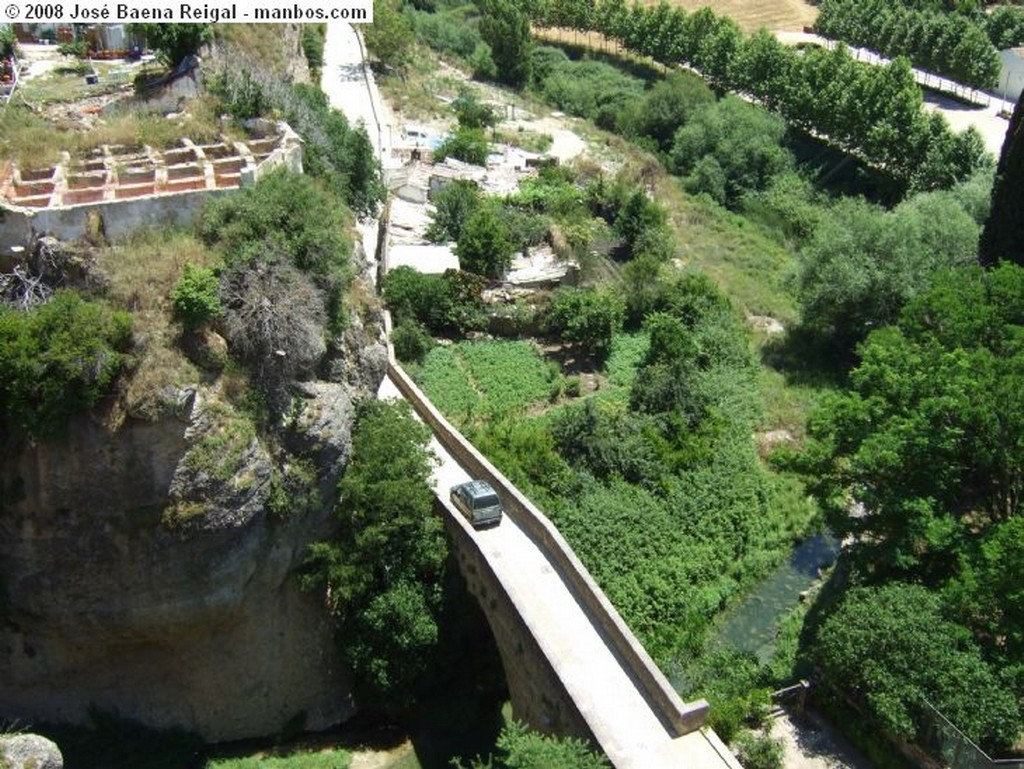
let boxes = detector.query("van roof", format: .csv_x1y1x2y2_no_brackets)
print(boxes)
460,480,497,499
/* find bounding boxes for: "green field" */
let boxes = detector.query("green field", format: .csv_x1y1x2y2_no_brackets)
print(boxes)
416,340,557,424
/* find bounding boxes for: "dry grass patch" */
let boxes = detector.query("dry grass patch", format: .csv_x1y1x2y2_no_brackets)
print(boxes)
0,95,228,170
97,229,218,419
638,0,817,33
212,24,297,74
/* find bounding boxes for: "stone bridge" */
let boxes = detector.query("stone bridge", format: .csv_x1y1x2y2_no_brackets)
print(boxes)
379,362,741,769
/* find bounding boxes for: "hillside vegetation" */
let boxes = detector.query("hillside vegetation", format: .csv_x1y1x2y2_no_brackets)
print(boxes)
379,0,1022,762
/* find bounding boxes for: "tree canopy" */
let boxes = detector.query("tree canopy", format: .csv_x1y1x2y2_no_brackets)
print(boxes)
812,583,1020,752
301,400,445,712
801,264,1024,578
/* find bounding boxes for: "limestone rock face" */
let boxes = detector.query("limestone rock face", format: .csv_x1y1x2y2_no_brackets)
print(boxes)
0,383,358,742
0,733,64,769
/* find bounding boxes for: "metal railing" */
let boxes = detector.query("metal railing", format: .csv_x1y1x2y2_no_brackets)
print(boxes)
919,701,1024,769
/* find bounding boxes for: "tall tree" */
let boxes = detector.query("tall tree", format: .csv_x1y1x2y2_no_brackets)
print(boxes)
363,0,414,69
479,0,533,88
979,90,1024,266
800,264,1024,578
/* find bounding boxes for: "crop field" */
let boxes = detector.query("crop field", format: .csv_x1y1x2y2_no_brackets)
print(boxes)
416,340,556,424
646,0,818,34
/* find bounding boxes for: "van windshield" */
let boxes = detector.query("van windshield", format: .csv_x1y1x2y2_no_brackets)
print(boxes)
474,493,499,508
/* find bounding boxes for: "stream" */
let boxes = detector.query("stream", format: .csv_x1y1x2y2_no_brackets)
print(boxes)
713,533,841,663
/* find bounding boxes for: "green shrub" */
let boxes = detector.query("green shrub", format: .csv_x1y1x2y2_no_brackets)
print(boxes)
128,23,212,66
392,318,436,363
426,179,482,243
408,5,483,59
733,730,784,769
546,287,625,365
456,201,515,278
171,264,222,330
283,83,385,218
453,90,497,129
0,291,133,442
434,126,491,166
301,24,326,74
198,169,352,325
456,720,609,768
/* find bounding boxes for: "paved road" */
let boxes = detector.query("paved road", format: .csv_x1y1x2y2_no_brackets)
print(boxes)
775,30,1012,155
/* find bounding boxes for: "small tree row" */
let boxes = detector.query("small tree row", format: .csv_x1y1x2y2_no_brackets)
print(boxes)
815,0,1000,89
530,0,990,191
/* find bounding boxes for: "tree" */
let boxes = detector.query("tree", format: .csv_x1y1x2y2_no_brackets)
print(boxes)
613,189,667,255
479,0,533,88
812,583,1020,752
363,0,414,69
625,71,713,152
456,201,515,278
282,83,385,219
800,264,1024,578
796,192,978,354
546,287,625,364
426,179,483,243
452,91,498,130
301,400,444,712
671,96,793,208
979,90,1024,266
171,264,222,330
129,23,211,67
382,265,485,336
433,127,491,166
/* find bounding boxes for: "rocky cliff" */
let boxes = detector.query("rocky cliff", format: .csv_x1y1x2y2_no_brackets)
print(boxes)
0,307,388,742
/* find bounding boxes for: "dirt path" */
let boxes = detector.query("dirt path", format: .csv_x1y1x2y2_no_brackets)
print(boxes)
770,711,875,769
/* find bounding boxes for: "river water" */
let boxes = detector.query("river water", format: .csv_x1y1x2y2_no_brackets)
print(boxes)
713,533,841,663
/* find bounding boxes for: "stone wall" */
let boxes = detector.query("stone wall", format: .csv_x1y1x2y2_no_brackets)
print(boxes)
0,388,356,742
0,127,303,254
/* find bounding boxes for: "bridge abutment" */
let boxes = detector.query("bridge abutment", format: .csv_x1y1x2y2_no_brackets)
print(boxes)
441,506,595,743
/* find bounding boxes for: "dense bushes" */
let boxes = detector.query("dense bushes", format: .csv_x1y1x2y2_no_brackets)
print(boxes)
545,287,625,364
433,126,491,165
0,292,133,442
382,265,486,340
198,171,352,408
208,66,384,219
795,189,980,354
815,0,1001,88
670,96,793,207
300,400,446,713
199,169,351,296
283,83,385,218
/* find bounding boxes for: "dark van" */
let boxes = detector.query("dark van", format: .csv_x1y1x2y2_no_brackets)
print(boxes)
450,480,503,529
